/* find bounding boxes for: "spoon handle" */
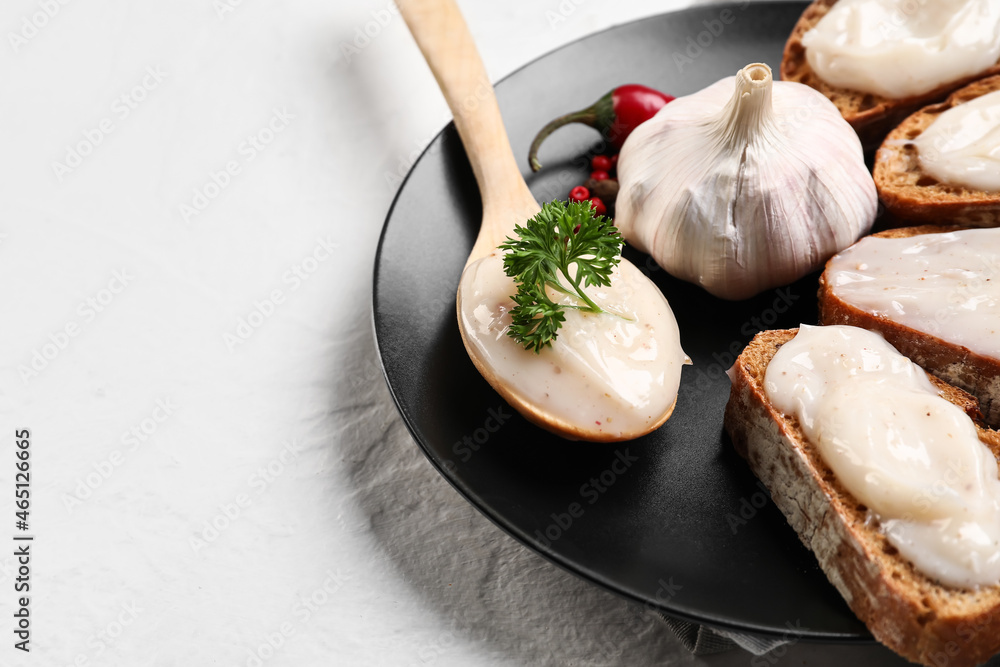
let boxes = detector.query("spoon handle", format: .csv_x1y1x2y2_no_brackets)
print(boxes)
399,0,539,263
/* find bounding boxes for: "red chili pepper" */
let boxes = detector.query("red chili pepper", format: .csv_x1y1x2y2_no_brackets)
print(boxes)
590,169,610,182
529,84,675,171
569,185,590,202
588,197,606,216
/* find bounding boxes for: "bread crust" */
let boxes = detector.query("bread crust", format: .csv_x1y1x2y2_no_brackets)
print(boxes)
818,226,1000,426
724,328,1000,667
780,0,1000,149
872,76,1000,226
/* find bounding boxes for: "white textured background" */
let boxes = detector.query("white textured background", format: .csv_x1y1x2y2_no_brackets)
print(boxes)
0,0,952,665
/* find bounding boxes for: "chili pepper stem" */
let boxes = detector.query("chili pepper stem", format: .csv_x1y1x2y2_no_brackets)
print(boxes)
528,108,599,172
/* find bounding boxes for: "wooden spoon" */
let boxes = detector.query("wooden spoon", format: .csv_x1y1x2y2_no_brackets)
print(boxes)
399,0,680,441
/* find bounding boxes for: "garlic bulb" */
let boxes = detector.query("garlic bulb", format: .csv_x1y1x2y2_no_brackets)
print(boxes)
616,63,877,300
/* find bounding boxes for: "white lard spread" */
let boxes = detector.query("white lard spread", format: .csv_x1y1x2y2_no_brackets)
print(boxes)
826,229,1000,359
457,252,688,439
913,89,1000,192
765,325,1000,588
802,0,1000,99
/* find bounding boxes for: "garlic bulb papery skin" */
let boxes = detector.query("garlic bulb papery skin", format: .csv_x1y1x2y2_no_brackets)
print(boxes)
616,63,877,300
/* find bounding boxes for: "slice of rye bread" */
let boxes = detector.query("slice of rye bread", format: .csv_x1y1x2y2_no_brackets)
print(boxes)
818,225,1000,426
724,328,1000,667
873,76,1000,227
780,0,1000,149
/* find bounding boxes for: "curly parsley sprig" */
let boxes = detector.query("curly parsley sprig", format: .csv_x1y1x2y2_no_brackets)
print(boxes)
499,200,625,353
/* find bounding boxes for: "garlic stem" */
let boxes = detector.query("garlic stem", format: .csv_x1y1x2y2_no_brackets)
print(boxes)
713,63,775,147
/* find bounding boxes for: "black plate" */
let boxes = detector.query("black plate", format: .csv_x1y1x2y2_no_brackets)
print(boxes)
373,1,870,640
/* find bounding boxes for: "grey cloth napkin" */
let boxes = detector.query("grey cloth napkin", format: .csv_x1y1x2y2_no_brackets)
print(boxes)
656,613,792,656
